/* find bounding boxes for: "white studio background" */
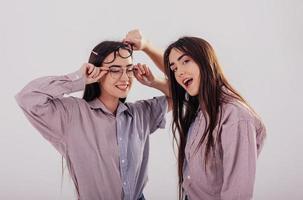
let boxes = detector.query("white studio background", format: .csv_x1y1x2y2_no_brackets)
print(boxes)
1,0,302,199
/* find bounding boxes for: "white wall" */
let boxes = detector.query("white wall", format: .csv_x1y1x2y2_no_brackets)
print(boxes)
1,0,302,199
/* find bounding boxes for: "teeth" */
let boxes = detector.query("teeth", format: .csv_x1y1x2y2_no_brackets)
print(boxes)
183,78,190,84
183,78,192,86
116,85,128,90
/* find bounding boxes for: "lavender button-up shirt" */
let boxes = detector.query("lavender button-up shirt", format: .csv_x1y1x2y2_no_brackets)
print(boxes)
183,100,266,200
15,70,168,200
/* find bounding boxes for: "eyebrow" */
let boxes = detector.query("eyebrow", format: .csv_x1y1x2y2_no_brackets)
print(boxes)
109,64,134,68
169,54,187,67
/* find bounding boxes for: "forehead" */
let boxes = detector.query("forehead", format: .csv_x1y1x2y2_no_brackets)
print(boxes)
168,48,186,62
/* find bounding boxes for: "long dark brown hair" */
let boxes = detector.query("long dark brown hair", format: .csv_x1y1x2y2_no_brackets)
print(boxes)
164,37,250,199
61,41,131,196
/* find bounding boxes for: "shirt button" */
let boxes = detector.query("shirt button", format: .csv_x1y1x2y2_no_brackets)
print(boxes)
122,159,125,163
187,175,191,179
119,137,122,141
123,182,127,185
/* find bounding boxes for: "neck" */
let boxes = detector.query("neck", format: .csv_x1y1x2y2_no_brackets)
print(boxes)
98,92,119,115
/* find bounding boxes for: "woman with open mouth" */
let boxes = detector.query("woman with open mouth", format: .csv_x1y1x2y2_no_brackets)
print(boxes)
126,30,266,200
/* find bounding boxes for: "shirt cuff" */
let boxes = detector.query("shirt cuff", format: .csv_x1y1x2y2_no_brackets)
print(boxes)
65,70,85,93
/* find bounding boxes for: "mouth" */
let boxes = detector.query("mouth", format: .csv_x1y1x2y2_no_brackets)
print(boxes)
115,84,129,91
182,78,193,88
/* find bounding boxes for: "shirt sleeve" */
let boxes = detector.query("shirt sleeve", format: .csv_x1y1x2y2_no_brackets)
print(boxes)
132,95,168,134
15,70,85,155
256,121,266,157
220,120,258,200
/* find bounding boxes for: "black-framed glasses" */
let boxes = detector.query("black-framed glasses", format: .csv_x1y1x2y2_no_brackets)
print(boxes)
108,65,135,79
103,45,133,64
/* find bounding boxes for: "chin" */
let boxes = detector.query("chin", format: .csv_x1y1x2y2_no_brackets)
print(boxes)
116,92,129,99
119,94,128,98
112,89,130,98
188,92,195,97
188,90,199,97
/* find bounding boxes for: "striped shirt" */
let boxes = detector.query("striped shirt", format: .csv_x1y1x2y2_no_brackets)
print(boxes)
183,100,266,200
15,70,168,200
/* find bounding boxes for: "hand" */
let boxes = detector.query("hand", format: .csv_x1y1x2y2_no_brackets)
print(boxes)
80,63,108,84
134,63,155,87
123,29,149,51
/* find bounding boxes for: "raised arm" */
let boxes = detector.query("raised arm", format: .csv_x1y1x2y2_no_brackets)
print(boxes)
123,29,165,73
133,63,172,112
15,63,108,154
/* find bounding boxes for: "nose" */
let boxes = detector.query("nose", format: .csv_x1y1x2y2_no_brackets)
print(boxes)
119,69,129,81
176,66,186,78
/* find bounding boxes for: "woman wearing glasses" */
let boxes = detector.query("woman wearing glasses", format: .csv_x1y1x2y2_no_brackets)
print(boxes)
15,39,172,200
125,30,266,200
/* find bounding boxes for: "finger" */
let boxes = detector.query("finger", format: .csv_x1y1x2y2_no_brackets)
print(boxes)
87,64,95,74
89,66,98,78
137,64,144,75
89,66,97,77
134,71,143,81
138,63,146,75
95,70,108,81
134,67,143,80
142,64,149,76
100,66,109,71
133,64,140,75
146,66,151,77
134,63,140,73
92,68,101,78
100,70,108,77
123,39,129,45
124,40,134,49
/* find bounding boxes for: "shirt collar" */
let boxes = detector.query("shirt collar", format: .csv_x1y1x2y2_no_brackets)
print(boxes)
88,98,133,117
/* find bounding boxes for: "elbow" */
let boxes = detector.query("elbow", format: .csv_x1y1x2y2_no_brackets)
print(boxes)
15,91,24,107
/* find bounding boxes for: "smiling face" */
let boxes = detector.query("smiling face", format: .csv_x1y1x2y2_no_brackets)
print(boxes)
99,49,134,99
168,48,201,96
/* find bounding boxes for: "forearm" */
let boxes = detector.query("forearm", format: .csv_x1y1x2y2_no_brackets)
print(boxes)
15,70,85,110
143,41,165,73
151,77,170,97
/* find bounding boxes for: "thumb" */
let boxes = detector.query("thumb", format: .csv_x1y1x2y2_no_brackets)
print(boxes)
95,70,108,81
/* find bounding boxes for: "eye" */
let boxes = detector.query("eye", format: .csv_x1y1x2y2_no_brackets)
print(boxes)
170,65,177,72
126,69,134,74
110,67,121,73
182,59,190,65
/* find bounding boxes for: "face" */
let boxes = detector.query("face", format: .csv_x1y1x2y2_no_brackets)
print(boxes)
168,48,201,96
99,49,134,99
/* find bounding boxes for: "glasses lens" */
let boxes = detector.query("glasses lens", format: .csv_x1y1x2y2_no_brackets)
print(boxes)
118,46,132,59
127,69,134,78
110,67,122,79
109,67,135,79
103,45,133,64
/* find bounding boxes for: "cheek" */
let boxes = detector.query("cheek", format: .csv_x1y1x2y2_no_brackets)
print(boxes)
174,75,183,87
193,65,201,82
195,71,201,83
100,76,114,89
128,77,133,85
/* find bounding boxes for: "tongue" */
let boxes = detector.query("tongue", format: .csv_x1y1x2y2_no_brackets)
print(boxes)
186,79,193,87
